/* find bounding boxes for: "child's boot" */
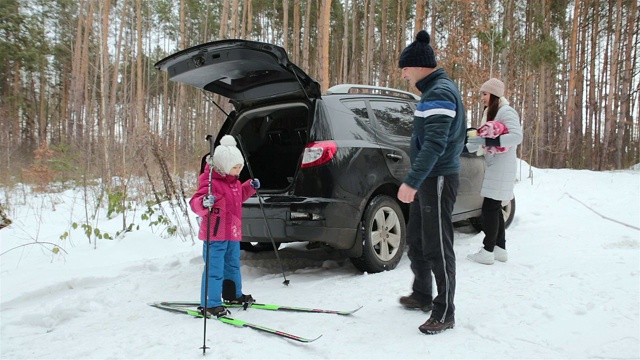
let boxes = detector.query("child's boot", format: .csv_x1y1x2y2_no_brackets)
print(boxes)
223,279,255,309
225,294,255,309
198,305,230,318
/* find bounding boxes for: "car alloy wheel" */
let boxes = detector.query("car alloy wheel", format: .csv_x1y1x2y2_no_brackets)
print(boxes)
351,195,406,273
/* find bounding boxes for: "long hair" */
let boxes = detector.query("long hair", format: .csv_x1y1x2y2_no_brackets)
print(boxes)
486,94,500,121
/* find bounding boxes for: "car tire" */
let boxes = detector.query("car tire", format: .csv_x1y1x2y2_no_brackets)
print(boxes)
350,195,406,273
470,197,516,231
240,241,281,252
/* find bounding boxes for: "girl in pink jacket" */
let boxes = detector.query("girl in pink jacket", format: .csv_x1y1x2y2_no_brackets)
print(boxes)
190,135,260,317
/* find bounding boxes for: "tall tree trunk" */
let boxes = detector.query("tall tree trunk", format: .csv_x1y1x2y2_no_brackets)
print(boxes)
177,0,186,175
603,0,622,169
293,0,300,62
635,74,640,167
429,0,436,43
318,0,332,91
366,0,374,84
620,1,640,168
282,0,289,50
379,0,388,85
573,0,588,168
564,0,581,167
230,0,240,38
241,0,248,38
78,0,94,147
341,0,349,84
247,0,254,38
69,0,93,146
360,0,369,84
596,1,612,170
609,0,624,169
349,0,359,83
588,0,599,169
135,0,144,131
392,0,407,90
38,55,47,146
220,0,230,38
25,77,37,150
302,0,312,78
69,0,86,144
98,0,112,181
87,62,99,171
537,0,551,167
11,63,19,147
110,0,128,145
58,62,69,145
501,0,514,88
415,0,426,33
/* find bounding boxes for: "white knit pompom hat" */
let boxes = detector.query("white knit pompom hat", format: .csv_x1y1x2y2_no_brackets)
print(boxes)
212,135,245,175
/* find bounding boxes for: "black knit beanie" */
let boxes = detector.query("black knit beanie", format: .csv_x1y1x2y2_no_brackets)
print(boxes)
398,30,437,68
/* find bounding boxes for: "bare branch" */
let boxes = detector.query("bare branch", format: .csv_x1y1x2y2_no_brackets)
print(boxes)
565,193,640,231
0,242,68,257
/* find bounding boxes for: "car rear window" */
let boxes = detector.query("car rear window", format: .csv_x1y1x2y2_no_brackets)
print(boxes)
342,100,369,124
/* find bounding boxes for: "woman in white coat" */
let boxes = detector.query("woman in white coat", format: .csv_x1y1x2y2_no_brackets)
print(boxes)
466,78,523,265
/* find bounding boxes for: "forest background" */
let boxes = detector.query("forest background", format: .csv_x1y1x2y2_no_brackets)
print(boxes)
0,0,638,196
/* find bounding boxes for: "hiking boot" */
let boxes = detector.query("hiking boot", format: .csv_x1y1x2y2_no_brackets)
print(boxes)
198,306,230,318
418,316,455,334
467,248,495,265
399,294,433,312
494,246,508,262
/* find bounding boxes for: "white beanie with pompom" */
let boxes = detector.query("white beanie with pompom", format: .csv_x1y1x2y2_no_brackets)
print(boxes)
212,135,245,175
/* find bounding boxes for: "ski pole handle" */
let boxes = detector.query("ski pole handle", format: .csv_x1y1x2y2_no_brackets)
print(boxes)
205,135,215,165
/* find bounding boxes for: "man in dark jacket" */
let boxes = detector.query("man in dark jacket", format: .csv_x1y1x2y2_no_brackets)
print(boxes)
396,30,466,334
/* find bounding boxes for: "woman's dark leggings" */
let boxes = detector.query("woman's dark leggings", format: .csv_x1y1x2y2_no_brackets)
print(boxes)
481,197,505,252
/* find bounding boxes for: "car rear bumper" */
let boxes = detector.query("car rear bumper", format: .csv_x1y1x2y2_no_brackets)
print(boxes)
243,218,357,248
241,196,359,249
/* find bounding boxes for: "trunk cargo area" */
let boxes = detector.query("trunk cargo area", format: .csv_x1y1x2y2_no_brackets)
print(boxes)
234,103,310,191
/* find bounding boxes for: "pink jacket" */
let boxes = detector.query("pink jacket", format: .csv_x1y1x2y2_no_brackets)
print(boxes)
189,164,256,241
478,120,512,154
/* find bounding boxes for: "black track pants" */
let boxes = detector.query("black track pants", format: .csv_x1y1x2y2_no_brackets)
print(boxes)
406,174,458,321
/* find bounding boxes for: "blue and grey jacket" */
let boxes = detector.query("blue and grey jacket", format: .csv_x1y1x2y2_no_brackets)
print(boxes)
404,68,466,189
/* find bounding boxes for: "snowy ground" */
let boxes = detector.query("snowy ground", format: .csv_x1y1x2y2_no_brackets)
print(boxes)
1,162,639,359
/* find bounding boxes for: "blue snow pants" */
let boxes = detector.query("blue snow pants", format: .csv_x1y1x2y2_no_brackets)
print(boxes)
201,240,242,308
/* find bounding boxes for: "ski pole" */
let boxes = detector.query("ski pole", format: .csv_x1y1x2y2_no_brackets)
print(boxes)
236,134,290,286
200,134,216,354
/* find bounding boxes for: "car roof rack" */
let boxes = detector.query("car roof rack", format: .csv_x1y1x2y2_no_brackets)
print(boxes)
325,84,420,100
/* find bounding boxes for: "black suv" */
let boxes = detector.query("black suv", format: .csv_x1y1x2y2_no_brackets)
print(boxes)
155,39,515,273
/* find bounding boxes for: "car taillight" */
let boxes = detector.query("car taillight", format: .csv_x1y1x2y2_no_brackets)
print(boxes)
301,141,337,168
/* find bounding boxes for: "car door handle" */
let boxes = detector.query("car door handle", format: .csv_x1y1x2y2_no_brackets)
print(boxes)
385,153,403,161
